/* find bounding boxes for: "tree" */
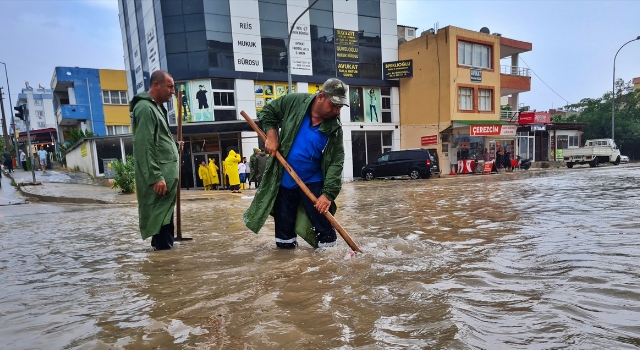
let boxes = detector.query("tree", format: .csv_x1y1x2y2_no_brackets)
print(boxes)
567,79,640,158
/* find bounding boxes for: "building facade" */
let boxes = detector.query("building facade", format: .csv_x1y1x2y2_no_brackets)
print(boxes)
15,84,56,133
398,26,533,172
117,0,400,185
633,76,640,90
51,67,131,144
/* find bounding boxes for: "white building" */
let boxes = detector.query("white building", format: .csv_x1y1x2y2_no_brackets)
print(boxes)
15,84,56,132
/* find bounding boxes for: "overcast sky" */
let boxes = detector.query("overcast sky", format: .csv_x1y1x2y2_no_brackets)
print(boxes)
0,0,639,124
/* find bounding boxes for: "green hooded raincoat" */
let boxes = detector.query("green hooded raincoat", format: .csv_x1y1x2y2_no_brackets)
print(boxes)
131,93,179,240
243,93,344,247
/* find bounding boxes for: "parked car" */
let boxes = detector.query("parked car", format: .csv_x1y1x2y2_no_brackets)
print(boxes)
620,155,629,163
361,149,438,180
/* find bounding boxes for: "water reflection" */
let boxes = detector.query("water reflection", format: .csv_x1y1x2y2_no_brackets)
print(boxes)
1,166,640,348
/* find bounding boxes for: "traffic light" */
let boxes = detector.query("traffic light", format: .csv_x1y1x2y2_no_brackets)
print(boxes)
14,105,25,121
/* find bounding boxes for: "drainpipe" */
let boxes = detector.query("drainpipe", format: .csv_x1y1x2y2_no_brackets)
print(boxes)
86,78,95,134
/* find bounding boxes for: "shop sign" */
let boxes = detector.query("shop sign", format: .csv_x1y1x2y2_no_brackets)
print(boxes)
80,143,88,157
531,125,546,131
383,60,413,79
335,29,360,78
519,111,550,125
470,124,517,136
421,134,438,146
229,0,263,73
471,68,482,83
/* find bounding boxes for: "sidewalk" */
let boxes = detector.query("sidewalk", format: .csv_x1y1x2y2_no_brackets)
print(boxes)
4,168,254,204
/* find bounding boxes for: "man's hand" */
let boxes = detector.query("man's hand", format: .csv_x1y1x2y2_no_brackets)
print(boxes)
315,195,331,214
153,180,167,195
265,129,279,156
179,141,184,151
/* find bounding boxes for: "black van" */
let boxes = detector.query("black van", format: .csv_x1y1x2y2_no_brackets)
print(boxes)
361,149,439,180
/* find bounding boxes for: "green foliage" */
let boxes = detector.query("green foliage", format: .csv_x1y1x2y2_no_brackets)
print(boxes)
111,155,136,194
551,114,564,122
500,104,512,111
567,79,640,157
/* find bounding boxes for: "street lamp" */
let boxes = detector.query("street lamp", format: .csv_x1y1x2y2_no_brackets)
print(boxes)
0,61,19,156
287,0,320,95
611,36,640,141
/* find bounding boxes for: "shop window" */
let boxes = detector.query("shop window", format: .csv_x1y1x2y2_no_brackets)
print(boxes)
458,41,491,69
351,131,393,178
381,88,392,123
557,135,569,149
458,87,473,110
478,89,492,111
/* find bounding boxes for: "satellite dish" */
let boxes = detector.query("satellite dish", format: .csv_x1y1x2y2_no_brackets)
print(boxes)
480,27,490,34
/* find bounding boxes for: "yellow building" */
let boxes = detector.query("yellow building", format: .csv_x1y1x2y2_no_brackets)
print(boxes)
398,26,532,172
99,69,131,135
633,77,640,90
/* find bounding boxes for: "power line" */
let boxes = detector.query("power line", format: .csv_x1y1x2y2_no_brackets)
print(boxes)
519,57,569,105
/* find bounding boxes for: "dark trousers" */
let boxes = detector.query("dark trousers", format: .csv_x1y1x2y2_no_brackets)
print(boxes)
151,215,174,250
3,161,13,172
273,182,336,247
21,161,27,171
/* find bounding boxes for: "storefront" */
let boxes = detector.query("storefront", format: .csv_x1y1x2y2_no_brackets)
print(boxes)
17,128,58,156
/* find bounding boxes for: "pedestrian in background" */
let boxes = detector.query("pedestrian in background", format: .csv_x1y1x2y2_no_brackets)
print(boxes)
208,158,219,190
19,149,27,171
239,157,247,190
248,148,260,189
131,69,182,250
244,155,251,189
2,150,13,173
198,160,212,190
244,78,347,249
224,150,241,193
36,146,48,172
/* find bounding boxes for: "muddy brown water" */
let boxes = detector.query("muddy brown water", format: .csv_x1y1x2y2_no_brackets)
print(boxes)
1,166,640,349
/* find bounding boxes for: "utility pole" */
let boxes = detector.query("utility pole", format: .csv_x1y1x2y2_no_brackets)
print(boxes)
25,107,36,183
0,87,10,151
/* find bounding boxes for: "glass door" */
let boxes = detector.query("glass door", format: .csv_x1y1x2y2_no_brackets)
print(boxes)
192,153,207,188
205,153,221,189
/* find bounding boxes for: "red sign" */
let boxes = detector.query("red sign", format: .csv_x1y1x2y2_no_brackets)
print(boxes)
470,125,517,136
483,161,493,173
421,134,438,145
519,112,550,125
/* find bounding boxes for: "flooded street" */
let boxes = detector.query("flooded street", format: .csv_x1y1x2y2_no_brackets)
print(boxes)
2,166,640,349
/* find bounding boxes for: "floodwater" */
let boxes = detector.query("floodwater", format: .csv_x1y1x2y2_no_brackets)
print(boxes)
2,165,640,349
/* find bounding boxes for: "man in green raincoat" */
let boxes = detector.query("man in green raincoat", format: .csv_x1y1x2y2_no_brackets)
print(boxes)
131,70,182,250
243,78,347,249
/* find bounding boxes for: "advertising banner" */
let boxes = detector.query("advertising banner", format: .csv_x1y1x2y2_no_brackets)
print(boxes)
421,135,438,146
364,88,381,123
255,81,294,112
191,80,213,122
470,125,517,136
383,60,413,79
229,0,263,73
349,87,364,122
470,68,482,83
335,29,360,78
519,112,550,125
174,81,193,123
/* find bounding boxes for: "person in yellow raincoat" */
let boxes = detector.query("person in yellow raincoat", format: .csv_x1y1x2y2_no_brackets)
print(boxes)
208,158,219,190
198,161,213,190
224,149,241,193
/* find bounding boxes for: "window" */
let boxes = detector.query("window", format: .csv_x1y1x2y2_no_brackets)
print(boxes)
107,125,131,135
478,89,492,111
35,110,44,119
458,87,473,110
103,91,128,105
34,99,43,106
458,41,491,69
381,87,392,123
408,29,414,37
213,92,234,107
569,135,579,147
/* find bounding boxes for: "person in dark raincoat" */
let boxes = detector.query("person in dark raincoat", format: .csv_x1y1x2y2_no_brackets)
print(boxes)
131,70,182,250
243,78,347,249
248,147,260,188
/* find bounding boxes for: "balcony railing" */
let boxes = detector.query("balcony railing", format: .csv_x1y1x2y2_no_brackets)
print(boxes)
500,110,519,121
501,65,531,77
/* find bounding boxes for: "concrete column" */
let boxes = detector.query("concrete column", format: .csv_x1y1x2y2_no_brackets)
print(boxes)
511,53,519,73
510,93,519,111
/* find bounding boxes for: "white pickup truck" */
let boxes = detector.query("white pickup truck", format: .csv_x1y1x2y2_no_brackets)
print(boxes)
563,138,621,168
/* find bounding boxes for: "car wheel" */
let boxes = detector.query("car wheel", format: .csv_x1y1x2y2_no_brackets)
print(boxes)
409,169,420,180
566,162,573,169
364,171,375,181
614,156,620,165
590,158,599,168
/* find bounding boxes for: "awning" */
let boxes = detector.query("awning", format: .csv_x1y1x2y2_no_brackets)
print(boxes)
451,120,514,128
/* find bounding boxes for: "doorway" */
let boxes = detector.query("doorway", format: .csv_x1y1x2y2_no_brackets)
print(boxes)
192,153,221,189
